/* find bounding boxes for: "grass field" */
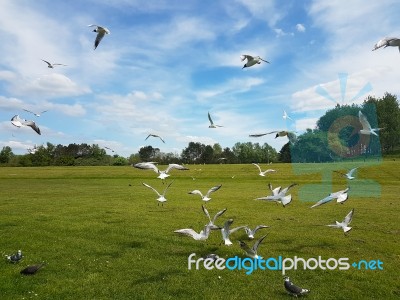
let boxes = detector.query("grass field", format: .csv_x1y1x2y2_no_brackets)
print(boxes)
0,161,399,299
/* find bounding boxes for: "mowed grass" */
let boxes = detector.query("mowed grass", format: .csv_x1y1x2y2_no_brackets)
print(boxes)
0,161,399,299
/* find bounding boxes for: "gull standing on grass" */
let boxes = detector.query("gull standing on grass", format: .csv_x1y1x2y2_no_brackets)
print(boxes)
41,59,67,68
243,225,269,239
174,224,213,241
220,219,247,246
240,55,270,69
252,163,276,177
326,208,354,233
11,115,41,135
372,37,400,52
310,187,350,208
283,276,310,297
188,184,222,202
334,167,358,180
88,24,110,50
133,162,189,180
202,205,227,230
358,111,383,136
255,183,297,207
145,133,165,143
142,180,174,206
6,250,23,263
208,112,223,128
239,234,267,259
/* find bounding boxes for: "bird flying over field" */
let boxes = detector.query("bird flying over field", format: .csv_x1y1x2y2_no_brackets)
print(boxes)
326,208,354,233
239,234,267,259
133,162,189,180
221,219,247,246
88,24,110,49
243,225,269,239
145,133,165,143
310,187,350,208
358,111,383,136
255,183,297,207
249,130,297,144
252,163,276,177
11,115,41,135
142,180,174,206
174,224,213,241
188,184,222,202
41,59,67,68
240,55,269,69
202,205,226,230
334,168,358,180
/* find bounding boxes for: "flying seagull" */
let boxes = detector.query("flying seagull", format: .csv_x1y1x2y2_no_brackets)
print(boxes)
41,59,67,68
142,180,174,206
202,205,227,230
208,112,223,128
255,183,297,207
104,146,115,153
22,109,48,117
133,162,189,180
174,224,212,241
243,225,269,239
20,263,46,275
252,163,276,177
145,133,165,143
310,187,350,208
372,37,400,52
283,276,310,297
249,130,297,144
326,208,354,233
188,184,222,202
220,219,247,246
6,250,23,263
88,24,110,50
283,110,293,121
11,115,41,135
240,55,270,69
358,111,383,136
239,234,267,259
334,167,358,180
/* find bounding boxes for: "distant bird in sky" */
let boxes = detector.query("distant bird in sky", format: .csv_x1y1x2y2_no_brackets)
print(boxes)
145,133,165,143
358,111,383,136
174,224,212,241
239,234,267,259
11,115,41,135
20,263,46,275
41,59,67,68
23,109,48,117
133,162,189,180
88,24,110,50
372,37,400,52
310,187,350,208
255,183,297,207
243,225,269,239
104,146,115,152
283,110,293,121
142,180,174,206
188,184,222,202
221,219,247,246
283,276,310,297
240,54,270,69
202,205,226,230
208,112,223,128
334,167,358,180
326,208,354,233
249,130,297,144
252,163,276,177
6,250,23,263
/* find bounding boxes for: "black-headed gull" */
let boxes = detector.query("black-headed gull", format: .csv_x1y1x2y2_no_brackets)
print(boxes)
6,250,23,263
202,205,226,230
241,55,270,69
104,146,115,153
334,168,358,180
243,225,269,239
255,183,297,207
358,111,383,136
142,180,174,206
252,163,276,177
20,263,46,275
41,59,67,68
326,208,354,233
221,219,246,246
372,37,400,52
239,234,267,259
310,187,350,208
88,24,110,50
133,162,189,180
188,184,222,202
22,109,48,117
249,130,297,144
174,224,212,241
283,110,293,121
208,112,223,128
145,133,165,143
11,115,41,135
283,276,310,297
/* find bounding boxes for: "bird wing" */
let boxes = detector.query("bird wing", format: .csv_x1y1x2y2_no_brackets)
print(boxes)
162,180,174,195
133,162,159,174
348,168,358,177
23,120,41,135
212,208,227,223
280,194,292,207
142,182,161,196
201,204,211,221
372,38,392,50
249,131,277,137
336,192,348,203
253,225,269,234
310,195,334,208
165,163,189,173
358,111,372,131
189,190,204,197
241,54,253,61
252,163,262,173
94,31,106,49
174,228,198,238
22,109,35,115
239,240,252,254
208,112,214,125
284,280,304,295
259,57,270,63
41,59,52,67
205,184,222,197
252,234,267,252
145,134,151,141
158,135,165,143
343,208,354,225
230,225,247,234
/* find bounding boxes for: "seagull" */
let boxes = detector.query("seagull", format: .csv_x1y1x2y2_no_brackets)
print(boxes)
255,183,297,207
334,167,358,180
142,180,174,206
6,250,23,263
188,184,222,202
88,24,110,50
283,276,310,297
202,205,227,230
20,263,46,275
11,115,41,135
283,110,293,121
41,59,67,68
243,225,269,239
22,109,48,117
133,162,189,180
241,55,270,69
104,146,115,153
326,208,354,233
145,134,165,143
249,130,297,144
221,219,247,246
27,144,38,154
310,187,350,208
358,111,383,136
252,163,276,177
372,37,400,52
174,224,212,241
239,234,267,259
208,112,223,128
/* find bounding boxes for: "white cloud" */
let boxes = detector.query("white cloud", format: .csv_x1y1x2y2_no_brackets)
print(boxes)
296,23,306,32
274,28,294,37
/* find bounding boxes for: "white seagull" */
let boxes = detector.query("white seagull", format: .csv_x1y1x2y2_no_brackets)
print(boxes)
372,37,400,52
41,59,67,68
188,184,222,202
283,276,310,297
249,130,297,144
326,208,354,233
239,234,267,259
145,133,165,143
252,163,276,177
208,112,223,128
310,187,350,208
202,205,227,230
243,225,269,239
221,219,247,246
283,110,293,121
241,54,270,69
142,180,174,206
358,111,383,136
133,162,189,180
6,250,23,263
255,183,297,207
22,109,48,117
334,167,358,180
174,224,212,241
88,24,110,50
11,115,41,135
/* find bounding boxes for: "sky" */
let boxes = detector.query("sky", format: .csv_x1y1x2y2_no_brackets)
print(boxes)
0,0,399,157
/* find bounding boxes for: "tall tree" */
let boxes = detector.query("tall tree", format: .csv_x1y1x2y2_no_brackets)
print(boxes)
0,146,14,163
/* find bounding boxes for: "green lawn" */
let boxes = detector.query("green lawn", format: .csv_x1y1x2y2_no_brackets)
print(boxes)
0,161,399,299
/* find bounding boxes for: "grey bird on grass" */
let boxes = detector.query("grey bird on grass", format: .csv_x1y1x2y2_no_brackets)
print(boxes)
283,276,310,297
6,250,23,263
20,263,46,275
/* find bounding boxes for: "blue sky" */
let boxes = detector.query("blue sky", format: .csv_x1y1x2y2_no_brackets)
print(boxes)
0,0,399,157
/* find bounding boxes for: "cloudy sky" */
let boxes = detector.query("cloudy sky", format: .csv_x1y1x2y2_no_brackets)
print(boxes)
0,0,399,157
